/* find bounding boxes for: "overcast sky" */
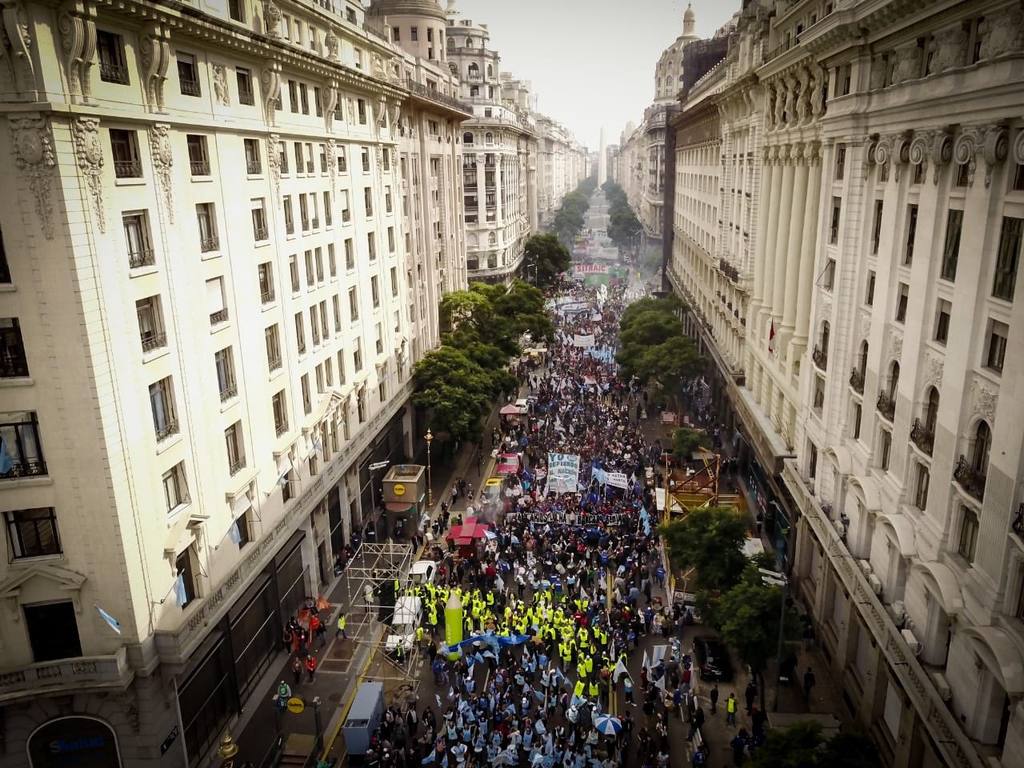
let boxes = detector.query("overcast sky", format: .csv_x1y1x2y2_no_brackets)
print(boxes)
446,0,740,150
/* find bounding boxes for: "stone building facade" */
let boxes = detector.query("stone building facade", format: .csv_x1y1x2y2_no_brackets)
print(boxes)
0,0,466,765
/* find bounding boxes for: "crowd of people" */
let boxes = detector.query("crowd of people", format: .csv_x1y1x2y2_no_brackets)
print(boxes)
361,277,720,768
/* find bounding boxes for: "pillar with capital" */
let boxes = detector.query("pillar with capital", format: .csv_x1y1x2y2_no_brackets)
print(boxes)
778,142,810,352
752,144,775,312
790,141,822,366
771,144,796,350
760,145,785,341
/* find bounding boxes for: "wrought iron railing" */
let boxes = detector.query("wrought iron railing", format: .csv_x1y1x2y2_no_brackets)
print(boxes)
812,345,828,371
876,390,895,421
953,455,986,502
909,419,934,456
849,367,864,394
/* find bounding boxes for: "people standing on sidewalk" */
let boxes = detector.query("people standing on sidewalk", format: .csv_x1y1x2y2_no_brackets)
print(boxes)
290,656,302,687
803,666,817,703
744,680,757,714
304,653,316,683
335,611,347,640
726,692,738,725
710,683,719,714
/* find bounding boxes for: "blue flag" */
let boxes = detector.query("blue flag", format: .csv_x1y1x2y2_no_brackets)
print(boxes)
0,436,13,475
95,605,121,634
173,574,188,606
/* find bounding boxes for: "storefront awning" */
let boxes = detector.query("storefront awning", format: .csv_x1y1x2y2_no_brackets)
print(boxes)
385,502,414,512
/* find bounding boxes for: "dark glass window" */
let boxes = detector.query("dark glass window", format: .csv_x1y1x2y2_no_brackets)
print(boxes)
5,507,60,558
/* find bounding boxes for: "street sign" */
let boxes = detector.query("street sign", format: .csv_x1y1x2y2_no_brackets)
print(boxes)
287,697,305,714
159,726,179,755
369,461,390,471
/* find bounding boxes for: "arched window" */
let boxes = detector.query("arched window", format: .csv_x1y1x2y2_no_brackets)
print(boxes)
858,340,869,377
488,232,497,246
971,421,991,474
466,37,474,48
485,132,494,145
888,361,900,399
924,387,939,433
463,132,474,144
467,62,479,77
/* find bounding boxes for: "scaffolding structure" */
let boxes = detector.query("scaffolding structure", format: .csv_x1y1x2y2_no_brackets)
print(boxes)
341,542,421,701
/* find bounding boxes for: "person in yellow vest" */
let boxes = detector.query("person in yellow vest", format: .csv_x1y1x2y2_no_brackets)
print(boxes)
415,624,425,652
588,679,599,699
335,612,347,640
574,679,585,700
584,654,594,676
577,659,588,681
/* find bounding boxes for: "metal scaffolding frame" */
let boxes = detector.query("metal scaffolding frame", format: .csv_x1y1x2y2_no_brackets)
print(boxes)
341,542,421,695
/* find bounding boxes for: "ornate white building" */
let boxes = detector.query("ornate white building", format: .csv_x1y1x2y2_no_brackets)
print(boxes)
535,114,589,227
445,4,536,282
662,0,1024,766
0,0,465,765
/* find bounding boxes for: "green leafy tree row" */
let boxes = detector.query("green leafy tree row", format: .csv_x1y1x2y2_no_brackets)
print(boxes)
413,281,553,445
602,180,642,249
616,295,702,408
552,176,598,245
750,721,880,768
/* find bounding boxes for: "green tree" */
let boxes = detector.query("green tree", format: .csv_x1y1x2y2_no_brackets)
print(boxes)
412,347,495,444
672,427,710,458
634,335,702,395
661,505,748,592
524,233,572,287
749,722,880,768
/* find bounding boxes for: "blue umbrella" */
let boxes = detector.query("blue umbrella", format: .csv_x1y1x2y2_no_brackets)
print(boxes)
592,714,622,736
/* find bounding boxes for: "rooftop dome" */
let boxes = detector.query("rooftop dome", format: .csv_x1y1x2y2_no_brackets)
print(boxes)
683,3,696,36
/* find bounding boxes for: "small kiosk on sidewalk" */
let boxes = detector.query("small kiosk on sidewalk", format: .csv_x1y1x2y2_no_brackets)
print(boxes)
381,464,426,540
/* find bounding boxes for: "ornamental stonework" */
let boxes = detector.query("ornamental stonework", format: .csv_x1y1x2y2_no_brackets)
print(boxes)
72,116,105,232
9,114,57,239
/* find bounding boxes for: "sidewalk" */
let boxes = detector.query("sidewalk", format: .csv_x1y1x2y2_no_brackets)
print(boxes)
227,398,506,767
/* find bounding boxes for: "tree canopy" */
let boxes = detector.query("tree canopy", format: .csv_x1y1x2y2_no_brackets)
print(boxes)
602,180,643,249
672,427,710,458
661,505,748,592
551,177,596,245
616,296,702,396
524,233,572,289
749,721,880,768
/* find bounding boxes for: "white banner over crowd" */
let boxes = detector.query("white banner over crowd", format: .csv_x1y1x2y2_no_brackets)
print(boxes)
572,334,596,348
546,452,581,494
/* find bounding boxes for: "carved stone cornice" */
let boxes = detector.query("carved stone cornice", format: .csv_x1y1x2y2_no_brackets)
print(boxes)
58,0,97,104
930,129,954,184
863,134,879,179
1013,129,1024,167
953,123,1008,188
71,116,105,233
8,114,57,239
969,377,998,424
148,123,174,223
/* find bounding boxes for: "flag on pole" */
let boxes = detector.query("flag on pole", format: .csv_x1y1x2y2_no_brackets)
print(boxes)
768,319,776,355
227,520,242,545
95,605,122,634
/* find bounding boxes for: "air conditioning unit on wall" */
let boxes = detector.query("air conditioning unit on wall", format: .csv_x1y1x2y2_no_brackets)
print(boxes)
901,628,922,657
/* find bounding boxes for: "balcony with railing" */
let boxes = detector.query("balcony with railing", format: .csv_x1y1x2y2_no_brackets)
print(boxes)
0,352,29,378
849,367,864,394
246,158,262,175
155,418,179,442
114,160,142,178
100,62,130,84
0,456,47,479
189,159,210,176
209,308,229,326
812,345,828,371
200,235,219,253
910,419,934,456
953,456,986,502
253,224,269,241
275,419,288,437
268,354,282,372
0,647,133,703
261,289,275,304
180,77,201,96
876,390,895,421
219,383,237,402
228,455,245,475
141,332,167,353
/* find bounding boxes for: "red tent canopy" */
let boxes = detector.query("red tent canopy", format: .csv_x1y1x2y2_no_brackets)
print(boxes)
446,516,490,547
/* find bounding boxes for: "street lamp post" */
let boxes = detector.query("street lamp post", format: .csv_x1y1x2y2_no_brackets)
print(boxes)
760,567,789,712
425,428,434,509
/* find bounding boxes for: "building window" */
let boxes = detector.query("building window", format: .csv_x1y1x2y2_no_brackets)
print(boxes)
251,199,269,241
993,216,1022,302
349,287,359,321
0,318,29,378
834,144,846,180
361,147,371,173
0,412,47,478
110,129,142,178
812,375,825,412
357,98,367,124
337,146,347,173
294,312,306,354
265,325,282,371
304,250,314,287
196,203,218,252
865,271,875,306
24,601,81,661
135,296,166,353
390,266,398,297
301,374,312,414
214,347,237,401
371,276,380,308
310,306,320,345
984,319,1008,373
822,258,836,291
934,299,951,345
914,463,930,510
345,238,355,270
224,421,245,475
871,199,883,254
186,134,210,176
236,66,254,104
878,428,892,471
272,390,288,435
895,282,909,323
829,197,841,244
228,0,245,22
1013,162,1024,193
367,232,376,261
258,262,275,303
97,30,129,84
904,204,918,265
149,377,178,441
941,209,963,282
957,506,979,562
851,402,862,440
353,338,363,372
244,138,262,174
206,277,228,325
0,226,10,283
5,507,60,559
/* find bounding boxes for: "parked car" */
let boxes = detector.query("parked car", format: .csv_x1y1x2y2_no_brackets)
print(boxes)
694,637,734,682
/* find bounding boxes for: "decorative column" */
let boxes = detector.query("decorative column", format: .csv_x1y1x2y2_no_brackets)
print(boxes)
771,145,796,332
752,146,774,310
760,146,784,336
779,142,809,349
791,142,822,358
